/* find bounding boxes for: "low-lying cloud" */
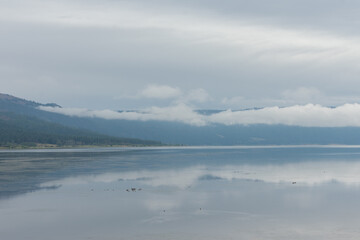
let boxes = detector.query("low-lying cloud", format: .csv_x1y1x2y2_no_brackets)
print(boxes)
39,103,360,127
40,103,207,126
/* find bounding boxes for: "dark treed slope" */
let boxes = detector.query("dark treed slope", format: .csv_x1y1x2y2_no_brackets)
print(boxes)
0,94,161,147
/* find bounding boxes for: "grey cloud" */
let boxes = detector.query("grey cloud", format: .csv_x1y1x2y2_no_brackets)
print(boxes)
175,88,211,104
138,85,182,99
116,86,211,106
2,0,360,109
222,96,244,106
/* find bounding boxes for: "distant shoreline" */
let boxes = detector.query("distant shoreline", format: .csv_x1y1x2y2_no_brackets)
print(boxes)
0,143,169,150
2,144,360,152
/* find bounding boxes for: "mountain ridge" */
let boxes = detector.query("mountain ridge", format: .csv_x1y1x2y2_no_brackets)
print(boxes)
3,93,360,146
0,93,162,148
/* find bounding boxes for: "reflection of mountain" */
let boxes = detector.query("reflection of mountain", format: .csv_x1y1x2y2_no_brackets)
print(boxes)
2,146,360,199
0,149,127,198
3,93,360,145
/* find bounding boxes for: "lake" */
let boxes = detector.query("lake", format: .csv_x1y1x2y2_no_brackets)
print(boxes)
1,146,360,239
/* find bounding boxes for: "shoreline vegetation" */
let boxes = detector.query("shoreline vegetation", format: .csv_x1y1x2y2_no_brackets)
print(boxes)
0,143,170,150
2,143,360,150
0,110,163,149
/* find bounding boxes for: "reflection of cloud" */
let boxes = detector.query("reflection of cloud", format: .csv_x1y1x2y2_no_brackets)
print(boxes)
41,161,360,189
39,185,62,191
40,103,360,127
142,215,178,224
284,192,322,209
144,195,184,211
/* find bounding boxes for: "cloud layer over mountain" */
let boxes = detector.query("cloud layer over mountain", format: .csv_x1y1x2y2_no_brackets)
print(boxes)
39,103,360,127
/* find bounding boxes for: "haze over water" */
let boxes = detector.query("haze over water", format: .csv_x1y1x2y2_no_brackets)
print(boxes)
1,146,360,239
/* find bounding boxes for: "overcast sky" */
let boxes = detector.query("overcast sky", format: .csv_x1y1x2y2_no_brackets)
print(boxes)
2,0,360,111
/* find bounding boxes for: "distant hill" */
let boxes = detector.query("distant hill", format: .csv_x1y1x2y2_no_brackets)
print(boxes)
2,93,360,145
0,93,61,115
0,94,161,148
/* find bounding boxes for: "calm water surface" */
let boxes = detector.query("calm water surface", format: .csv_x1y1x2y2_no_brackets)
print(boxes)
1,146,360,239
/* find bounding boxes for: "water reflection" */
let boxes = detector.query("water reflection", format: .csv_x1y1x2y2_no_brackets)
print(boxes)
2,147,360,239
40,161,360,190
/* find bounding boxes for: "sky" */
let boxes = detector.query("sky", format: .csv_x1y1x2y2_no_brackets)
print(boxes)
2,0,360,126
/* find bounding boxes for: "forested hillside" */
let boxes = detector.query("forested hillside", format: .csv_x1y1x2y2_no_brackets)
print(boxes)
0,111,161,148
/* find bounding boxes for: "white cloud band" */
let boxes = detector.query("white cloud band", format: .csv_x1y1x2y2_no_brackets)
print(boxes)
39,103,360,127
